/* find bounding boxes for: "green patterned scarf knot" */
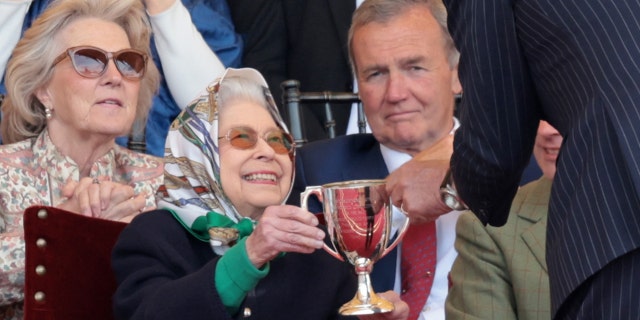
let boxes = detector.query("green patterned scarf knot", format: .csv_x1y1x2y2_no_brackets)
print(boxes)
192,211,255,246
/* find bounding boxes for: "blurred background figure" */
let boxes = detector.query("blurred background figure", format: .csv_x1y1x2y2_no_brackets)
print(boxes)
446,120,561,320
138,0,242,156
0,0,164,318
229,0,358,142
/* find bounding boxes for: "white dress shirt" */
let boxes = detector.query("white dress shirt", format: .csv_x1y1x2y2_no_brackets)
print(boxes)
379,118,461,320
0,0,32,79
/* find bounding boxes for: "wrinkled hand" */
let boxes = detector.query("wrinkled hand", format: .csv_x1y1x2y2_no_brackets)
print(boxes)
245,205,325,268
59,177,146,222
357,291,409,320
386,134,453,224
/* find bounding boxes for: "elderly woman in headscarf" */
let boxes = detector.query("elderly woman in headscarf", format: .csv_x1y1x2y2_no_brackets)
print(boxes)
112,68,408,320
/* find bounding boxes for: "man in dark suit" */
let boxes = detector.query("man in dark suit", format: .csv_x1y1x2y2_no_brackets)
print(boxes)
288,1,462,319
228,0,356,142
443,0,640,318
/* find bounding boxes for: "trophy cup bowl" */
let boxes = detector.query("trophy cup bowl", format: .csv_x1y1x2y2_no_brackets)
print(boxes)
301,179,409,316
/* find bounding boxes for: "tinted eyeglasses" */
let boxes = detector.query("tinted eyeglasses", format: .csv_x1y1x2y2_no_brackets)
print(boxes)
52,46,147,80
219,126,295,155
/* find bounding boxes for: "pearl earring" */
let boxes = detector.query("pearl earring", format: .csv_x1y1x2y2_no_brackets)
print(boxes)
45,107,52,119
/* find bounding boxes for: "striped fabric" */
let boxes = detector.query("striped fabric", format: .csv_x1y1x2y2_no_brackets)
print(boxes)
443,0,640,318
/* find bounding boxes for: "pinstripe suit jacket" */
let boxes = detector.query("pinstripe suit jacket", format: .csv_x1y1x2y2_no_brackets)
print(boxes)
443,0,640,316
446,178,551,320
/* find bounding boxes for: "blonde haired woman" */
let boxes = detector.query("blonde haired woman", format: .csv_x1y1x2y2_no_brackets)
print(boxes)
0,0,163,317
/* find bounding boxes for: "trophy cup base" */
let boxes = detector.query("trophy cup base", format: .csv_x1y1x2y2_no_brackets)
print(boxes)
338,294,395,316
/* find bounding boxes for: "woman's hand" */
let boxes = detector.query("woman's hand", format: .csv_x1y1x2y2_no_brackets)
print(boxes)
59,177,146,222
245,205,325,268
357,291,409,320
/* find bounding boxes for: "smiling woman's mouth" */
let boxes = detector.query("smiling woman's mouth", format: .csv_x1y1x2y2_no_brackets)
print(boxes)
243,173,277,182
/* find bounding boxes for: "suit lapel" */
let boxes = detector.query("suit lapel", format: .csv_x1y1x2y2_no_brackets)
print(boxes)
521,217,548,273
341,141,388,181
518,179,552,273
327,0,355,63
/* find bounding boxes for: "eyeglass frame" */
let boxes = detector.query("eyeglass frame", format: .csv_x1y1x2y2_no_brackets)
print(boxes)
218,126,296,155
51,45,148,80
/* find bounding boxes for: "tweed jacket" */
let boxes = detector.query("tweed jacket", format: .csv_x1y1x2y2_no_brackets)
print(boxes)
446,178,551,320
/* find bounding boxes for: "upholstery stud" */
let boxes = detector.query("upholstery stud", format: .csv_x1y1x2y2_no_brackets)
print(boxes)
35,265,46,276
34,291,45,302
36,238,47,248
37,209,48,219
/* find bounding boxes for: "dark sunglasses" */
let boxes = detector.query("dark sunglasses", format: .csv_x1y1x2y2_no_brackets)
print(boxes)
52,46,147,80
219,126,295,155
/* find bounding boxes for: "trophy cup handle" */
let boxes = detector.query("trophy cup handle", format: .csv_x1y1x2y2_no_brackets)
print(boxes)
300,186,344,261
382,207,410,256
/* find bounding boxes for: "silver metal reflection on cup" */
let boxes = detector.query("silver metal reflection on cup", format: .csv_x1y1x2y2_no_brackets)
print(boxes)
301,179,409,316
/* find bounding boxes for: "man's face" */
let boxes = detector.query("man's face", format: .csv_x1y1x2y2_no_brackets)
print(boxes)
352,6,461,155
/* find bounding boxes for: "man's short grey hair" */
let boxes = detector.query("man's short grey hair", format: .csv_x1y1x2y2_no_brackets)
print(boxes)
347,0,459,75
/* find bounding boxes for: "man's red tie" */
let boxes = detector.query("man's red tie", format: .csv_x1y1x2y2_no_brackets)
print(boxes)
400,221,437,320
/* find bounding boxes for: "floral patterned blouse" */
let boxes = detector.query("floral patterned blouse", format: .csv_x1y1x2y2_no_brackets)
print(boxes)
0,130,164,319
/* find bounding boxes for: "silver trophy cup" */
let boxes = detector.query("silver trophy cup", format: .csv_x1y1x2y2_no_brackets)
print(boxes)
301,179,409,316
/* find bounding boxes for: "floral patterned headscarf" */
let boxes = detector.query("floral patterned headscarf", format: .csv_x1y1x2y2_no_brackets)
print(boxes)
157,68,295,254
